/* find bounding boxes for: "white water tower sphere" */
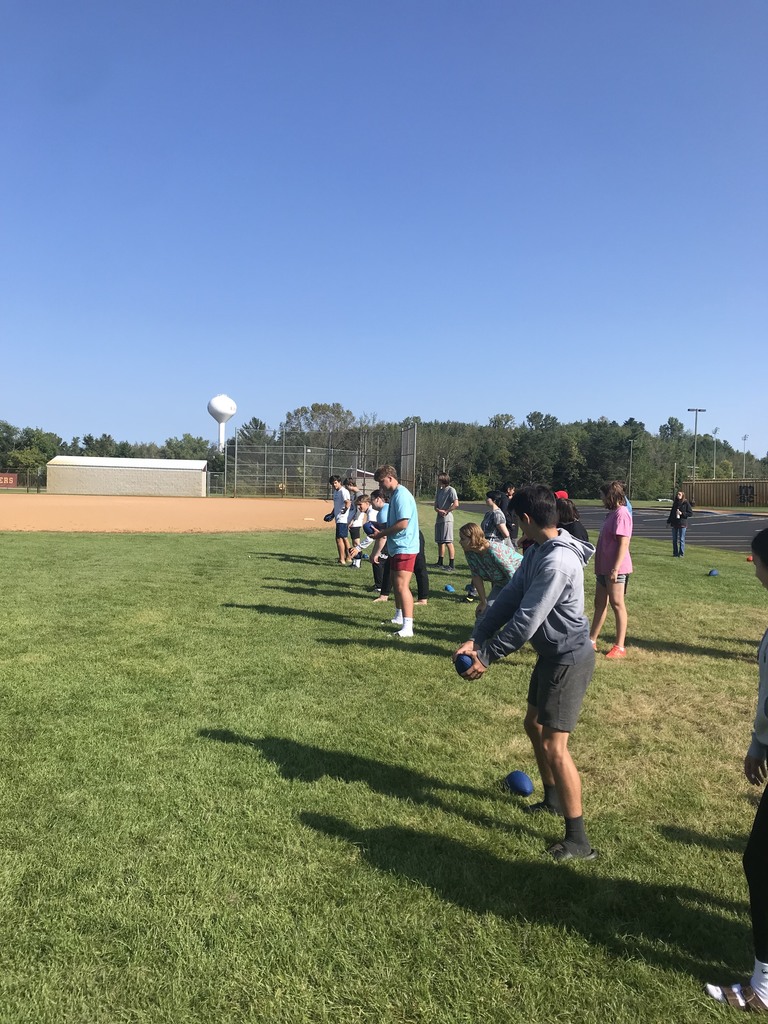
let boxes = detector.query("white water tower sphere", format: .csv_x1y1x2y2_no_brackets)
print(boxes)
208,394,237,451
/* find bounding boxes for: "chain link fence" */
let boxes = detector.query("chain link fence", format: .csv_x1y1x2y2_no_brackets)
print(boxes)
209,444,368,498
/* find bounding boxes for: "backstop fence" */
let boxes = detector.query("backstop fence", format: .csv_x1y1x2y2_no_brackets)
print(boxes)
209,444,366,498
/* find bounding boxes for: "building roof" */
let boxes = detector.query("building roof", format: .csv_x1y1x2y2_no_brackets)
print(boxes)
47,456,208,470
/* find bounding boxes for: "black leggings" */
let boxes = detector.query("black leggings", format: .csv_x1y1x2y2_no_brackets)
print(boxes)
744,784,768,962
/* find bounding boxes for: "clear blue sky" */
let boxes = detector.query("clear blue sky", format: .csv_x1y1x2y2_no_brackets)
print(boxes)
2,1,766,458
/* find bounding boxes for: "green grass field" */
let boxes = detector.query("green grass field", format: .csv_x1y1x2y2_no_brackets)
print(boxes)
1,521,765,1023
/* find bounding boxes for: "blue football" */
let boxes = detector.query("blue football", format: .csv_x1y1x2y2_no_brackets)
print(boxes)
444,584,455,593
363,522,378,536
505,770,534,796
455,654,474,675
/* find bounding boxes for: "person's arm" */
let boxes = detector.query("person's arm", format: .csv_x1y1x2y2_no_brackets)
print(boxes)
474,565,570,666
472,574,488,617
609,536,630,584
375,518,408,537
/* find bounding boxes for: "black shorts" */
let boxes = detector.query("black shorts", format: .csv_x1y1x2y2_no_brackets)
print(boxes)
349,526,361,542
526,652,595,733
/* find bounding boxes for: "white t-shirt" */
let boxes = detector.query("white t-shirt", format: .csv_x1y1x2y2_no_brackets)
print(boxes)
333,487,351,523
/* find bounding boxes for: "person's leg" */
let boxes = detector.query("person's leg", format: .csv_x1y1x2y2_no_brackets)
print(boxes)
672,527,679,557
679,527,686,557
374,559,391,601
541,729,581,817
606,579,628,648
531,655,595,858
708,788,768,1008
414,549,429,603
392,569,414,635
335,536,347,563
589,581,609,643
447,542,455,569
372,557,384,592
520,664,561,814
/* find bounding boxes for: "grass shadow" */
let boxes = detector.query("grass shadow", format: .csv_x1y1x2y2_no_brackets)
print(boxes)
301,812,750,981
658,824,746,855
198,730,540,837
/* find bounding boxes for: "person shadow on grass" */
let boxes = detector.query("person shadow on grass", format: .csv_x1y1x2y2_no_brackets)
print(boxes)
198,731,541,838
300,812,750,983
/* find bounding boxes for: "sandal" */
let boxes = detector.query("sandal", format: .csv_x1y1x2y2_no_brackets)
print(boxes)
546,841,599,862
706,983,768,1012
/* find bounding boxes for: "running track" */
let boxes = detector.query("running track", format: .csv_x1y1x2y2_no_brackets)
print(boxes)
460,503,768,554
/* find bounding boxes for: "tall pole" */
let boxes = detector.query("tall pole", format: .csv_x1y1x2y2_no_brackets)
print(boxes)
687,407,706,499
628,439,636,500
712,426,719,478
743,434,749,477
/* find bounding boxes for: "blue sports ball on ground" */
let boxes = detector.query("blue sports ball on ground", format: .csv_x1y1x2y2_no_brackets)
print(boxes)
444,584,455,593
363,522,378,536
505,770,534,796
708,568,719,576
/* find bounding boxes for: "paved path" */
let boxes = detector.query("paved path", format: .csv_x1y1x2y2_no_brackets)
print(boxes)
458,503,768,554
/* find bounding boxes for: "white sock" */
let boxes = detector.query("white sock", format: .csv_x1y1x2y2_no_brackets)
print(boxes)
396,617,414,637
752,960,768,1002
391,611,404,625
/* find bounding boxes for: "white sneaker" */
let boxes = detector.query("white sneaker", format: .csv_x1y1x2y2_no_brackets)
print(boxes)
396,626,414,638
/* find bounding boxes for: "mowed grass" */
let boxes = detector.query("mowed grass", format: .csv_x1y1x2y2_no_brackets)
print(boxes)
0,523,765,1023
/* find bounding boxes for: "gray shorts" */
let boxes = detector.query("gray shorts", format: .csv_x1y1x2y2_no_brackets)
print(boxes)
435,517,454,544
526,652,595,733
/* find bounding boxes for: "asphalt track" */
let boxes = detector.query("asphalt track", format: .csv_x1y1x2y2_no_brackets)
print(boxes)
460,503,768,554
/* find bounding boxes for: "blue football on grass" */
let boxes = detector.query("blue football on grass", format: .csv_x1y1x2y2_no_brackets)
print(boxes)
455,654,474,675
444,584,455,593
505,770,534,796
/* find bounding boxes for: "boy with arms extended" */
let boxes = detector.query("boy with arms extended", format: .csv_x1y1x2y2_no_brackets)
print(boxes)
454,484,598,861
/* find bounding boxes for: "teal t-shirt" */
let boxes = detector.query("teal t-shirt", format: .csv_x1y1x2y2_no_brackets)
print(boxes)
386,485,420,555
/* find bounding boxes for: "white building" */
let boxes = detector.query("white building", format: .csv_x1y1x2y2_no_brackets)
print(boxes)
47,456,208,497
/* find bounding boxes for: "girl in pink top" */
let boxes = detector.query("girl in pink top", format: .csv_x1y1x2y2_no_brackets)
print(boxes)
590,481,633,658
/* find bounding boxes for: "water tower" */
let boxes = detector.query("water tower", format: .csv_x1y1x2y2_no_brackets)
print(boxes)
208,394,237,451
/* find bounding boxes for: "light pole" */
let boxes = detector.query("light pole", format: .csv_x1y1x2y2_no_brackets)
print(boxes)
687,407,706,499
743,434,749,478
627,439,637,500
712,426,719,479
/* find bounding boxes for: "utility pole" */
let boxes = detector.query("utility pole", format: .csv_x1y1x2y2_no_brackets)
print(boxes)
687,407,706,500
743,434,749,478
712,426,719,478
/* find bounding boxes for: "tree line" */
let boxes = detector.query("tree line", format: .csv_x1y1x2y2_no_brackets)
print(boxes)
1,404,765,500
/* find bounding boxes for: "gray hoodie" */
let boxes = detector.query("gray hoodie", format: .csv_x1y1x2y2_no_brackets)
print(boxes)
471,529,595,666
747,628,768,761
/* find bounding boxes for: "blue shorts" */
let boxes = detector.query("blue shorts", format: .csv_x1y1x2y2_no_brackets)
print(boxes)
335,523,349,539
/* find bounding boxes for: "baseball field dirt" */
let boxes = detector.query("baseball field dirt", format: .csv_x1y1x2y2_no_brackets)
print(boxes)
0,495,334,533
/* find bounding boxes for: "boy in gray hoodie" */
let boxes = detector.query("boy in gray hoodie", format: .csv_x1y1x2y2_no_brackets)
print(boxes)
454,484,598,861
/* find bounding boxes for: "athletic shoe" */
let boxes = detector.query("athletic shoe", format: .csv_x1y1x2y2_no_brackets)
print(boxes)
605,645,626,659
432,562,444,569
444,566,455,573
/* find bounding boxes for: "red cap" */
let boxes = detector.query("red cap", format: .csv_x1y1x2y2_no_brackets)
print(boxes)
553,490,568,499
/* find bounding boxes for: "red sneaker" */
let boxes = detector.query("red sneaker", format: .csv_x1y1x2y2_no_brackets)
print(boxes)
605,645,626,659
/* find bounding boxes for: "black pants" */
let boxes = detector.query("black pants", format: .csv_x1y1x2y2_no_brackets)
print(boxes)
380,531,429,601
744,784,768,962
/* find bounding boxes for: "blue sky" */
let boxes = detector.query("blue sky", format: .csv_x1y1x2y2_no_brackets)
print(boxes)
2,1,766,458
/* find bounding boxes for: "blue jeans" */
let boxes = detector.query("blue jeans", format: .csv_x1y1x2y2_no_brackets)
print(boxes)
672,527,686,556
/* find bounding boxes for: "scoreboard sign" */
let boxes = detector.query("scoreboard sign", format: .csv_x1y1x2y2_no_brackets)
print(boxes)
0,473,18,488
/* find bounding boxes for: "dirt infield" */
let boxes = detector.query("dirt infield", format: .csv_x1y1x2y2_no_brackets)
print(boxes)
0,495,336,533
